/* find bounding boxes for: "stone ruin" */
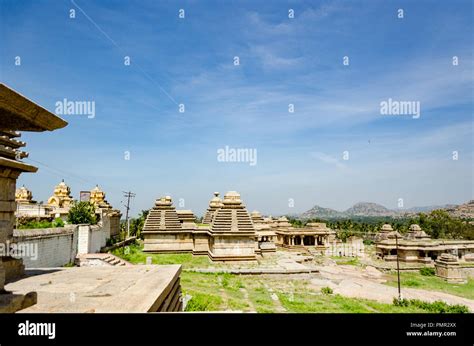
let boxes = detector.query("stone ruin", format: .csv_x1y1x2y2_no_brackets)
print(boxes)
143,191,264,261
202,192,222,224
435,253,467,284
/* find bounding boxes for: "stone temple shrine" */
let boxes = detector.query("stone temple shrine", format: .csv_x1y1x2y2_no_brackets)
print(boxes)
0,83,67,312
144,191,261,261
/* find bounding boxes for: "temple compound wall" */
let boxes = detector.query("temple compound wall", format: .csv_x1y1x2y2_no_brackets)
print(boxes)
13,226,78,268
12,224,109,268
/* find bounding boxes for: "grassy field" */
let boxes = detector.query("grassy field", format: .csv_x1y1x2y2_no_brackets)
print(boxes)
385,271,474,300
112,244,470,313
180,272,430,313
111,243,212,268
330,256,360,266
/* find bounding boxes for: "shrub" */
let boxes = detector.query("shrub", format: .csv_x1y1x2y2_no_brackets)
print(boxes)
18,219,53,229
393,298,468,313
419,267,435,276
52,217,64,227
67,202,97,225
321,287,333,295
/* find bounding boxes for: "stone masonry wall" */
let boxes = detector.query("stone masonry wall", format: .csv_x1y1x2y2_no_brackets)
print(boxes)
13,226,78,268
13,224,109,268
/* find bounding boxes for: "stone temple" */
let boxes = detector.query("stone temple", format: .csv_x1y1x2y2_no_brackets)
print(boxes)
375,223,474,264
143,191,263,261
143,196,194,253
2,84,183,313
208,191,257,261
0,83,67,312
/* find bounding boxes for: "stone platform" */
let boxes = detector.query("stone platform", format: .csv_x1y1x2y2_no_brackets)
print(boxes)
5,265,182,313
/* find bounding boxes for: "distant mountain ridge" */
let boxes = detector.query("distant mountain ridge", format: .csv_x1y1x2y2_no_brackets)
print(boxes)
299,201,470,219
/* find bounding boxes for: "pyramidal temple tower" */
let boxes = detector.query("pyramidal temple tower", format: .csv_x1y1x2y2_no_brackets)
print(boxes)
143,196,193,253
208,191,257,261
202,192,222,224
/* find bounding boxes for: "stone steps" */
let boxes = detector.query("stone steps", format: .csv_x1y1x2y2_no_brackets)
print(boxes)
76,253,132,267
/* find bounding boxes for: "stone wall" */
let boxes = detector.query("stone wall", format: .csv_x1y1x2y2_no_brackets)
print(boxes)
13,224,109,268
77,224,107,255
143,232,194,253
97,211,121,238
13,226,78,268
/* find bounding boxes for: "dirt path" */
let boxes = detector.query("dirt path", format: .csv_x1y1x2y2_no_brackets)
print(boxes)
263,282,287,312
240,288,256,312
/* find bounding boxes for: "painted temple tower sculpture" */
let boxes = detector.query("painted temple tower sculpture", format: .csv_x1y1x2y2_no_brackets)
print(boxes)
90,185,112,209
47,180,73,208
15,185,36,204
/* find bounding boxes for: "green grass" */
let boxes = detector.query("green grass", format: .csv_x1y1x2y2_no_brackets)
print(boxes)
330,256,360,266
393,298,468,313
385,271,474,300
112,243,211,268
277,292,427,313
113,245,471,313
184,292,222,311
180,272,436,313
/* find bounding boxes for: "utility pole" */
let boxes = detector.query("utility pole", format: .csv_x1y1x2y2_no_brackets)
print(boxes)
122,191,136,252
395,233,402,301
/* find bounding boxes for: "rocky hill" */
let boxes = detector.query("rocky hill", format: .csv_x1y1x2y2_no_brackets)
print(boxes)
300,205,342,219
300,201,473,219
344,202,395,217
444,200,474,219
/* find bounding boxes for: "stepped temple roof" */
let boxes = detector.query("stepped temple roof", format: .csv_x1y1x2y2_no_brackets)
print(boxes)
250,210,264,224
375,223,402,242
176,210,196,223
203,192,223,224
176,210,197,230
276,216,292,230
406,224,431,240
143,196,182,232
210,191,255,234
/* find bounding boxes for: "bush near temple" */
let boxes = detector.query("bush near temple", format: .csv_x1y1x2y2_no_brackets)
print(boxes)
419,267,435,276
321,287,333,295
17,219,54,229
393,298,468,313
67,201,97,225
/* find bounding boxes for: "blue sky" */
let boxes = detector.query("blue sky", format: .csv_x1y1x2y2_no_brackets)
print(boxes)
1,0,472,217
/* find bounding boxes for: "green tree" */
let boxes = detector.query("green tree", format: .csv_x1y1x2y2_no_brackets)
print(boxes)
128,209,149,239
67,201,97,225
